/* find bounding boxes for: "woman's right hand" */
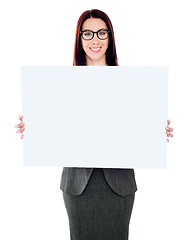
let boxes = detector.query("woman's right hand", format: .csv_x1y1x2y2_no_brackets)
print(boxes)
15,115,25,139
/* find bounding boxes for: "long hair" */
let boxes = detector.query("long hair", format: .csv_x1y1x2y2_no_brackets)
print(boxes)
73,9,119,66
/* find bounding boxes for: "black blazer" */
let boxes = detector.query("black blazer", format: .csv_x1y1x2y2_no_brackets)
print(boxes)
60,167,137,196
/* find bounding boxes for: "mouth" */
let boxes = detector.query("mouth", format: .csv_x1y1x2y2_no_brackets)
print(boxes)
89,47,101,53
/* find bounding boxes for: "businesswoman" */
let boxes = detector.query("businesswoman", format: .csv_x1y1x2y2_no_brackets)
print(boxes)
15,9,174,240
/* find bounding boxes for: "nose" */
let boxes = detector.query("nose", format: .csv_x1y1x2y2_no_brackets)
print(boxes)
92,33,99,43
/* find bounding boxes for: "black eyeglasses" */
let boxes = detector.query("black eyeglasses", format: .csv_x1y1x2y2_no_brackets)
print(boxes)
80,28,111,40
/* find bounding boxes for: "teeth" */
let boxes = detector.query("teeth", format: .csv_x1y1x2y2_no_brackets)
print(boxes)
91,47,100,50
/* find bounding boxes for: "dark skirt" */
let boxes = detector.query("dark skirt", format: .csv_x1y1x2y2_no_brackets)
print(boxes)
62,168,135,240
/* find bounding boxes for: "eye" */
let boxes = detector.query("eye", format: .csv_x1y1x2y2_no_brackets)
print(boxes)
99,30,106,35
84,31,92,36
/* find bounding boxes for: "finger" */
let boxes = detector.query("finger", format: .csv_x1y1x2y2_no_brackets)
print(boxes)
20,127,25,133
15,123,24,128
166,129,173,134
21,134,24,139
16,127,25,133
167,132,173,137
167,119,171,125
166,138,169,143
170,128,173,132
19,115,23,122
16,129,22,133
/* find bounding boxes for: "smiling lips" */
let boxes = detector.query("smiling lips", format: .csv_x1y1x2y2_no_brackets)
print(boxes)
90,47,101,53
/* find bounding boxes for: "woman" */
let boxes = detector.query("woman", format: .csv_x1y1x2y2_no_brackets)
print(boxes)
60,10,137,240
15,9,174,240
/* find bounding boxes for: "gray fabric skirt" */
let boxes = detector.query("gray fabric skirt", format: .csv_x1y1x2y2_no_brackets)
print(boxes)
62,168,135,240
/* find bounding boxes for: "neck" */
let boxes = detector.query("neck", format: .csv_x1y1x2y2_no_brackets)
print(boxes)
86,56,108,66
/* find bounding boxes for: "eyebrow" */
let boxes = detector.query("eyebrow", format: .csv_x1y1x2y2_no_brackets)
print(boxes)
81,28,108,32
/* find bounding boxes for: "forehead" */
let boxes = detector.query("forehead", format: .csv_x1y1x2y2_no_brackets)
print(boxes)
81,18,107,31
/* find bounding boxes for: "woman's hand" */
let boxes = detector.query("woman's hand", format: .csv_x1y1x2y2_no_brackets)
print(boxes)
15,115,25,139
165,119,173,142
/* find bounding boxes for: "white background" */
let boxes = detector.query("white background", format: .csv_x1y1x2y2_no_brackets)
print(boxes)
0,0,184,239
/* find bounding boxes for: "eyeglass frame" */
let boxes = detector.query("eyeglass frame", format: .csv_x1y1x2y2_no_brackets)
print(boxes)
79,28,111,40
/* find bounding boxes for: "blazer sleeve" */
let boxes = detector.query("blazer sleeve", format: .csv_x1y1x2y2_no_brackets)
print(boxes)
60,167,93,196
60,167,137,197
102,168,137,196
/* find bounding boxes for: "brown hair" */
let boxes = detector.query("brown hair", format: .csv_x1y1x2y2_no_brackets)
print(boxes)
73,9,119,66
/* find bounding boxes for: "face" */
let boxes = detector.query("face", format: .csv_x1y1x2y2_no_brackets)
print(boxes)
81,18,109,65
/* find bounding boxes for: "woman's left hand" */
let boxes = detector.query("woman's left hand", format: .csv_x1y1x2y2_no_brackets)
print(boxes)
165,119,173,142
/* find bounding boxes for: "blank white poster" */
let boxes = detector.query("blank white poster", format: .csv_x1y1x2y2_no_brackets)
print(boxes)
22,66,168,168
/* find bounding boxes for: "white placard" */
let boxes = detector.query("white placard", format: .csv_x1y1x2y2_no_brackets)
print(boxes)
22,66,168,168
